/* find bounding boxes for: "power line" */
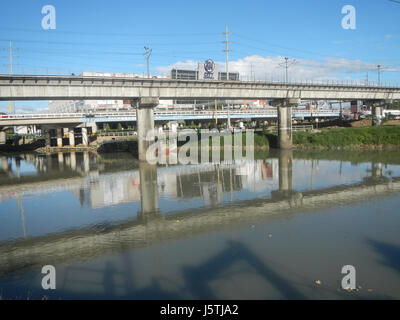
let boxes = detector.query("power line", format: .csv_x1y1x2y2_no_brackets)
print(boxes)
0,38,221,49
2,41,19,113
0,26,221,38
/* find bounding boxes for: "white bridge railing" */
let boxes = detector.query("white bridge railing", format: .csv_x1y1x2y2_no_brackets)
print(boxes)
0,109,340,121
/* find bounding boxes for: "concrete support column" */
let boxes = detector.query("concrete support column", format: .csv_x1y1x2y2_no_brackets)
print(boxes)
82,128,88,146
278,105,292,149
278,98,300,149
372,106,383,126
68,128,75,147
87,122,97,134
139,162,159,220
0,131,6,145
56,128,63,147
134,97,159,161
45,130,51,147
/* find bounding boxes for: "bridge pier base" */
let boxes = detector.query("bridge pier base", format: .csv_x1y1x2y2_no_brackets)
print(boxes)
56,128,63,147
276,98,300,149
372,106,384,126
0,131,6,145
82,128,88,146
134,97,159,161
45,130,51,147
68,128,75,147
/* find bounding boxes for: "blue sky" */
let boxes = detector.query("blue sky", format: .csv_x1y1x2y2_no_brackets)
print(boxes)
0,0,399,111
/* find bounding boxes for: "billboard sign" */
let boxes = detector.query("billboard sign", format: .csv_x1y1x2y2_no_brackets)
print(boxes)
198,59,218,80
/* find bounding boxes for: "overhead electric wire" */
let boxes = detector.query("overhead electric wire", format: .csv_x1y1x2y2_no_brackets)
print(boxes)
0,38,221,48
0,26,221,38
234,33,339,59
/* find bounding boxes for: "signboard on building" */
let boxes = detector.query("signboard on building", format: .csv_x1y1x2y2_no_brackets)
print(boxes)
198,59,218,80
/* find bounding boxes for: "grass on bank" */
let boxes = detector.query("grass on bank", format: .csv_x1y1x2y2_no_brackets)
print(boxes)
166,126,400,150
292,126,400,148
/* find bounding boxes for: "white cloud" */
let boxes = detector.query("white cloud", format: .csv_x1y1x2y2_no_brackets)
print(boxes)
157,55,398,82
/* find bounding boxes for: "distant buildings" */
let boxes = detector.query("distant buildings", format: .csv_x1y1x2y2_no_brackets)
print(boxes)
47,66,259,113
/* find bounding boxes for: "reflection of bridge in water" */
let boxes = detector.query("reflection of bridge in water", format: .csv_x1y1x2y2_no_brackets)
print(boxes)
0,153,278,207
0,150,398,274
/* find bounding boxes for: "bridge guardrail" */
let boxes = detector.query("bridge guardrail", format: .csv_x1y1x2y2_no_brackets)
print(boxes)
0,109,340,121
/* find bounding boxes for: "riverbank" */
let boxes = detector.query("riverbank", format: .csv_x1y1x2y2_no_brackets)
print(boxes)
2,126,400,155
292,126,400,150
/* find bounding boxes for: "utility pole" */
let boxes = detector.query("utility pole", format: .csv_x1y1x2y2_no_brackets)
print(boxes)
279,57,296,83
377,65,382,86
222,25,231,80
3,41,19,114
144,46,152,78
366,72,369,86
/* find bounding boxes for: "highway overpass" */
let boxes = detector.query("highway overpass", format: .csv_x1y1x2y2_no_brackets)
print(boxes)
1,74,399,154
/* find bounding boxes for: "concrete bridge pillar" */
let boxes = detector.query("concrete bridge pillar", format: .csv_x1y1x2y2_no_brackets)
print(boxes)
369,99,392,126
56,128,63,147
0,131,6,145
134,97,159,161
275,98,300,149
372,106,384,126
139,162,159,221
45,130,51,147
68,128,75,147
86,122,97,134
82,128,88,146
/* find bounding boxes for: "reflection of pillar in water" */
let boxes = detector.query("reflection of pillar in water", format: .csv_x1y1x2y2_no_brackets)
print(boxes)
58,152,64,170
83,151,90,173
1,156,8,172
70,152,76,171
278,149,293,192
16,194,27,239
15,157,21,178
372,162,383,178
139,162,159,219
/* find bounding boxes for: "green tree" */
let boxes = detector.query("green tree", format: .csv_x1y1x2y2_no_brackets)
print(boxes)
105,123,111,132
117,123,123,131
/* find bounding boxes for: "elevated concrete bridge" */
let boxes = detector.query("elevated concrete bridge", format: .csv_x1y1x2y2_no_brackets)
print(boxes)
1,74,399,155
1,75,400,101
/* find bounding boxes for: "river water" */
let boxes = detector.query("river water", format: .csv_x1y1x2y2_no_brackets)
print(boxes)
0,149,400,300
